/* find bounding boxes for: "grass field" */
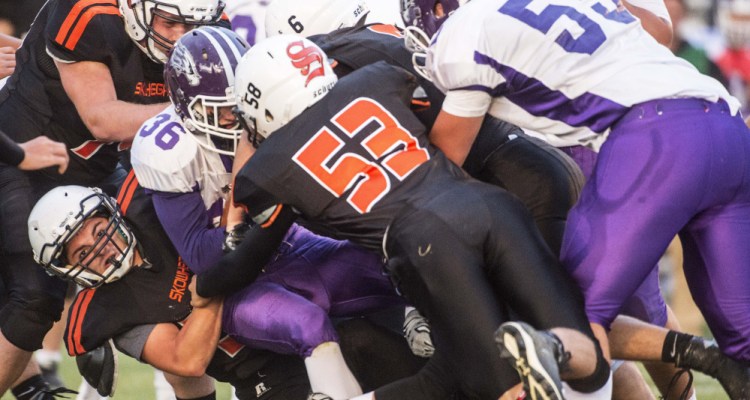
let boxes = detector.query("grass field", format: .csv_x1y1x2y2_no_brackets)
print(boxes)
0,349,729,399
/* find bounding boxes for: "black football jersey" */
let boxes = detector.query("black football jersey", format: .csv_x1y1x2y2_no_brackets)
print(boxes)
311,23,444,129
0,0,167,185
234,62,465,251
64,173,287,387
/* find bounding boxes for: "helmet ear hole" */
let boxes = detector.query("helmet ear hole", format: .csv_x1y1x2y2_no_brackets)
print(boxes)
265,109,275,124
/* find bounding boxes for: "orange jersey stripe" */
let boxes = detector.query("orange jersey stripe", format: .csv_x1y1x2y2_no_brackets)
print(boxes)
119,174,140,216
55,0,117,47
260,204,283,228
67,288,96,356
65,6,120,50
117,169,136,205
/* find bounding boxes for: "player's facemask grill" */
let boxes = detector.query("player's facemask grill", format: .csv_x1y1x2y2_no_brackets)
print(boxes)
41,194,137,288
234,106,265,148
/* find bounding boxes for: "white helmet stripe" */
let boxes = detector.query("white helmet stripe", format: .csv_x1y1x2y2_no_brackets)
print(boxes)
196,27,237,85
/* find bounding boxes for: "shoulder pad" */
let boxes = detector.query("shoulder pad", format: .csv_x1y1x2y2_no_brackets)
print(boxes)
131,109,203,193
46,0,122,63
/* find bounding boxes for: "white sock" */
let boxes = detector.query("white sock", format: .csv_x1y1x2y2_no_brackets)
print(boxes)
562,371,613,400
75,379,109,400
153,369,176,400
304,342,363,400
350,393,375,400
35,349,62,369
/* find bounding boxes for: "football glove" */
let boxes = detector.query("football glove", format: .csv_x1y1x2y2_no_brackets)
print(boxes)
76,339,118,397
403,306,434,358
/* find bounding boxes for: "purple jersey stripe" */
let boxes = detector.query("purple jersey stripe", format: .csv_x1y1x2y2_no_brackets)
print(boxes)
461,51,629,133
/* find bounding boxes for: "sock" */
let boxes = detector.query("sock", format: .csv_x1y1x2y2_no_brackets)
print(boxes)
304,342,363,400
177,392,216,400
661,331,694,364
12,375,49,400
35,350,62,369
350,393,375,400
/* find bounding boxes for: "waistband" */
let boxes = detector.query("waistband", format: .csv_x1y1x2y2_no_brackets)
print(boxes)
619,98,732,125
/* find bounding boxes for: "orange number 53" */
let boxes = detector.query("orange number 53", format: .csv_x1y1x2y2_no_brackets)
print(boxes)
293,98,430,213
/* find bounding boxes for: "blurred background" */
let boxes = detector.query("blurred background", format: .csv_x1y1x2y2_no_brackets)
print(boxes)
0,0,743,398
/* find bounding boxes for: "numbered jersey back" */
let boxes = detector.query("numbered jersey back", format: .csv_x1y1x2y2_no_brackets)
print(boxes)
235,62,448,250
429,0,737,145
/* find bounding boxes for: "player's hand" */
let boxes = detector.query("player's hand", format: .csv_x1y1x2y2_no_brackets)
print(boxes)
190,277,219,308
0,46,15,79
403,307,434,358
223,221,250,253
17,136,69,174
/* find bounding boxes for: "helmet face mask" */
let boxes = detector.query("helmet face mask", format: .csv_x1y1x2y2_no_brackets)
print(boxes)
233,35,338,145
164,26,250,156
28,186,138,289
119,0,226,63
400,0,464,38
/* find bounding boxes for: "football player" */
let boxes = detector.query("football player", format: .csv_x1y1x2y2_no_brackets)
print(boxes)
264,0,585,258
0,0,224,394
229,34,612,400
27,184,309,400
131,26,420,400
401,0,750,398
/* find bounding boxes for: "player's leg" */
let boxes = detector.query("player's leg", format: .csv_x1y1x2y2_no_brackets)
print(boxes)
222,280,361,399
384,202,519,399
465,118,584,256
0,167,67,394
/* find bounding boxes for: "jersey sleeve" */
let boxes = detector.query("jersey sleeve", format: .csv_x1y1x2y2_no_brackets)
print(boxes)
0,130,24,166
441,89,493,118
625,0,671,23
131,113,204,194
113,324,157,361
427,16,507,107
45,0,121,63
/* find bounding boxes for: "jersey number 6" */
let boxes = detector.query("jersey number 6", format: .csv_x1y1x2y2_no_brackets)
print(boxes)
293,98,430,214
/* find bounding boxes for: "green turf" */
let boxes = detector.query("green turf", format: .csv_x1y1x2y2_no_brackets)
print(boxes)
0,348,729,399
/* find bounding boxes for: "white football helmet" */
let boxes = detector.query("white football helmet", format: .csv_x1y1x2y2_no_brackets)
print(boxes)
118,0,226,63
265,0,369,38
28,186,138,288
233,34,338,145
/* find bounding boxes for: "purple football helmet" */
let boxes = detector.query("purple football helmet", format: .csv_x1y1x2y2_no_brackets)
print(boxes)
164,26,250,156
400,0,462,38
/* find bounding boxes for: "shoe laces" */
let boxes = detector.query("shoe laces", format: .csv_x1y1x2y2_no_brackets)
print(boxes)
659,369,694,400
34,386,78,400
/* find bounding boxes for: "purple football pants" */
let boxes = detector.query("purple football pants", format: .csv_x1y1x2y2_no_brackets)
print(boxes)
221,224,404,357
562,98,750,361
560,145,668,327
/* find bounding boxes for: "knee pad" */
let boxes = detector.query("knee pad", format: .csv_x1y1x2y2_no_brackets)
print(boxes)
565,344,612,393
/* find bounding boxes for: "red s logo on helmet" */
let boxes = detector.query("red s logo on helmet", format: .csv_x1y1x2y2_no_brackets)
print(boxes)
286,40,326,87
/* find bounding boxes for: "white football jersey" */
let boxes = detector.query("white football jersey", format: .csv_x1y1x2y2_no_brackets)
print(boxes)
224,0,268,45
428,0,739,147
131,106,231,210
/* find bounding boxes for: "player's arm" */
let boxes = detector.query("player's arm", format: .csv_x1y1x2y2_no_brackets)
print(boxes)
141,279,223,377
56,60,167,142
0,33,20,79
197,204,297,298
622,0,673,46
0,132,69,173
429,89,490,166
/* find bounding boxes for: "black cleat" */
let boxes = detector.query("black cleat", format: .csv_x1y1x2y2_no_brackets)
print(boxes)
495,322,564,400
675,338,750,400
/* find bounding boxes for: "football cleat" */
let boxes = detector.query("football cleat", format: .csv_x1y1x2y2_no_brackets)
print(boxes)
675,337,750,400
495,322,564,400
307,392,333,400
